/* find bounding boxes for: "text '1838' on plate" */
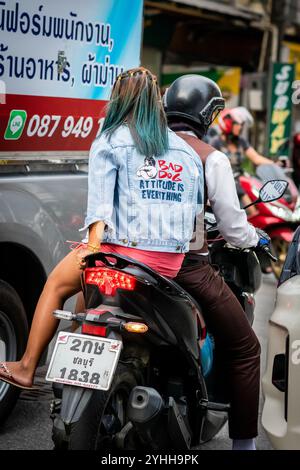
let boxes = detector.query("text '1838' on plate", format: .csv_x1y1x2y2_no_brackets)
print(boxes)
46,332,122,391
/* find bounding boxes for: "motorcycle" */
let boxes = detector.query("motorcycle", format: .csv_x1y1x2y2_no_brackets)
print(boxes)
262,225,300,449
239,164,300,278
46,179,287,451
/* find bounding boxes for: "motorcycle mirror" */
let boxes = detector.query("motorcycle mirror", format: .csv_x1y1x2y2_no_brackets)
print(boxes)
259,179,288,203
243,179,288,210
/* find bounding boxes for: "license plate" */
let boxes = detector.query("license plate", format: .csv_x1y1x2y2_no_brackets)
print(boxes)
46,332,122,391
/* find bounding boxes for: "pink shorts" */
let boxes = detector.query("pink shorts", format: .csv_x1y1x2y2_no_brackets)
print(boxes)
69,241,184,278
100,244,184,279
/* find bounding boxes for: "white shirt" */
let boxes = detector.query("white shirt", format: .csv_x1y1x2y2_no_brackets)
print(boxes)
205,149,259,248
181,130,259,249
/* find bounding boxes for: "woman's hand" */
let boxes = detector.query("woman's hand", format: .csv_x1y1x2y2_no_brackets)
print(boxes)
76,245,98,270
76,222,104,270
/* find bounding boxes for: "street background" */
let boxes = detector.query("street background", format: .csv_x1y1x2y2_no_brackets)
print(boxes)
2,0,300,451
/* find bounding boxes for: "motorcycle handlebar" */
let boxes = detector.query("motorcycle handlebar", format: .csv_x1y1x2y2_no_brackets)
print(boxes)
205,220,278,261
258,244,278,262
207,227,278,261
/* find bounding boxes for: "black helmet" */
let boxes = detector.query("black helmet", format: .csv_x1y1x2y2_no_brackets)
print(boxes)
164,74,225,137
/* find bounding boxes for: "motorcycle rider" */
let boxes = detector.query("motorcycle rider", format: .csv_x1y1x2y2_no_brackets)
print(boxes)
0,67,204,391
211,107,276,216
165,74,270,451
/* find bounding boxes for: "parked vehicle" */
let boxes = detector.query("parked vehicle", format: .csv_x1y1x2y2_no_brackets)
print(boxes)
0,0,143,422
239,164,300,278
262,225,300,449
46,180,285,450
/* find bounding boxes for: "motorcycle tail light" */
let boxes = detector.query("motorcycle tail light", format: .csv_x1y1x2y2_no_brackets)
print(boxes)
82,324,107,337
82,309,108,336
85,267,136,296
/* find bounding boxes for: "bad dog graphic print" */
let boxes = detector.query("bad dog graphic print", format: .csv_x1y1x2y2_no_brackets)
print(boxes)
136,157,185,202
136,156,157,180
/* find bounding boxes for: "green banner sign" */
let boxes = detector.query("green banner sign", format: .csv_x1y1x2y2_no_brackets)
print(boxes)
267,62,295,158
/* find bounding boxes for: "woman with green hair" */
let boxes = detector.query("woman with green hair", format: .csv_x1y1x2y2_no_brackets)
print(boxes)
0,67,204,389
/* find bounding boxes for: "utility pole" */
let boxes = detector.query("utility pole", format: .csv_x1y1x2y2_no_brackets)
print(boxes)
271,0,294,61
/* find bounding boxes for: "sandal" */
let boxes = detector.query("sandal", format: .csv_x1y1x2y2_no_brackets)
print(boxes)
0,362,38,390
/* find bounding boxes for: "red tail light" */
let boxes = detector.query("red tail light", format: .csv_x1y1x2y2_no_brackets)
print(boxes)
85,267,136,296
82,324,107,337
82,309,108,336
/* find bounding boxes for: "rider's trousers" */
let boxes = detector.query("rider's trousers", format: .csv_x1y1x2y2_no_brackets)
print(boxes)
175,256,261,439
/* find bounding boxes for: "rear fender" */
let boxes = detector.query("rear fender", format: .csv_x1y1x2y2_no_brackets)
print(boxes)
60,385,94,425
59,330,122,425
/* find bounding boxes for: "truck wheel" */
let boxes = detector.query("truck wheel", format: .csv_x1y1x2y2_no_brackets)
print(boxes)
0,280,28,422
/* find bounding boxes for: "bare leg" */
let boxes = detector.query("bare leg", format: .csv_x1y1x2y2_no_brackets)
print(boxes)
75,291,86,314
2,250,82,387
71,292,86,332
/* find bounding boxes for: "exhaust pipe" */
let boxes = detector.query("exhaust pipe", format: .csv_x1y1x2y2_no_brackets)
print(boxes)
127,387,164,448
128,386,163,422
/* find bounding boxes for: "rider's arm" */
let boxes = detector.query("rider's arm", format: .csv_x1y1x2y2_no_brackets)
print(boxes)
245,146,274,166
205,150,259,248
88,221,105,249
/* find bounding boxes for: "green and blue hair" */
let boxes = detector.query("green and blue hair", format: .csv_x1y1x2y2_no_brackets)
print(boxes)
101,67,169,157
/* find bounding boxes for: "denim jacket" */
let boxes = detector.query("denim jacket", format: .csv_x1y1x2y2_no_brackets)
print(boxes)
80,125,204,253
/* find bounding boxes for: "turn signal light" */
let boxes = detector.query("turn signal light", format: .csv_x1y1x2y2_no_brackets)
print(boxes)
123,322,148,334
85,267,136,296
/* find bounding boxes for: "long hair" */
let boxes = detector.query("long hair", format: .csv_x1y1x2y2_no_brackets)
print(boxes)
101,67,169,157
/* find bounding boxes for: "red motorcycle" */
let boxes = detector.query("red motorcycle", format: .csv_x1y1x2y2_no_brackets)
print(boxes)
239,164,300,278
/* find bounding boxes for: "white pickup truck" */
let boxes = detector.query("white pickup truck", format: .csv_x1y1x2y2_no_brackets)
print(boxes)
0,0,143,421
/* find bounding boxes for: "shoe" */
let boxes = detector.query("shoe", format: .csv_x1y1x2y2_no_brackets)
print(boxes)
0,362,38,390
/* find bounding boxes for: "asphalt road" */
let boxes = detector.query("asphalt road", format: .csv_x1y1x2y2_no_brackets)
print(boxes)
0,274,277,451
